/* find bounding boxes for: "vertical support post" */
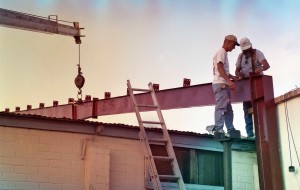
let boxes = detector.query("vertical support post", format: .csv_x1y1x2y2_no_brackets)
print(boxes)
250,75,283,190
222,141,233,190
72,104,77,120
214,132,239,190
92,98,98,119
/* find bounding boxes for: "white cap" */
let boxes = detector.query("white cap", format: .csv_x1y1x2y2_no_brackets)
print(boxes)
240,37,252,50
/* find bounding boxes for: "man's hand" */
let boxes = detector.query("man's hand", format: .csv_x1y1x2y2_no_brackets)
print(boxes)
255,67,263,73
229,74,242,81
235,71,245,78
231,75,242,81
228,80,235,90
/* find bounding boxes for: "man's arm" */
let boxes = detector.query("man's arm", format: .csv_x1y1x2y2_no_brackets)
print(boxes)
255,59,270,73
217,62,235,90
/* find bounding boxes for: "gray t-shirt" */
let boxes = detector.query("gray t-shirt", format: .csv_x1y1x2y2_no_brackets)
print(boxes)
235,49,266,77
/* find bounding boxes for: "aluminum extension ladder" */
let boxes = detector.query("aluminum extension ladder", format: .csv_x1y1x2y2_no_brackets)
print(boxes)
127,80,186,190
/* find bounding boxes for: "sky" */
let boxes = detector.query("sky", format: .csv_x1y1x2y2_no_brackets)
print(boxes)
1,0,300,136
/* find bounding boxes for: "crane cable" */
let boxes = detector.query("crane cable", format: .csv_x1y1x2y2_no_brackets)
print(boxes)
284,87,300,189
284,89,300,166
74,44,85,104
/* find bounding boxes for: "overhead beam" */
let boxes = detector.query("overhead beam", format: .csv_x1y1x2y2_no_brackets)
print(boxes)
0,8,83,44
14,78,251,119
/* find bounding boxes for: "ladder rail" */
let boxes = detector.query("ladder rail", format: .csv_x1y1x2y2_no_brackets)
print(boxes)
127,80,186,190
127,80,163,190
148,82,186,190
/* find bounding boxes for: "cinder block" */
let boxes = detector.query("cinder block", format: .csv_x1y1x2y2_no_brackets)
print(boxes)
38,152,61,160
5,127,29,135
2,173,27,182
27,159,50,167
0,165,15,173
50,175,73,184
50,160,72,169
27,174,50,183
233,182,246,189
16,150,38,159
0,148,16,157
40,136,63,145
2,133,16,142
246,183,255,190
15,166,38,174
30,129,50,137
61,168,83,177
0,181,16,189
72,176,85,185
4,141,28,150
2,157,27,166
15,182,39,190
238,176,254,183
28,144,51,152
38,167,61,176
51,145,73,154
92,184,109,190
16,134,39,144
39,183,63,190
62,184,84,190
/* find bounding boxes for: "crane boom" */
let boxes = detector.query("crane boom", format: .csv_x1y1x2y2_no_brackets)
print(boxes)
0,8,83,44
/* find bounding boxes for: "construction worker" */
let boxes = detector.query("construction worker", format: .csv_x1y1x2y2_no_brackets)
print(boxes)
212,35,240,135
235,37,270,139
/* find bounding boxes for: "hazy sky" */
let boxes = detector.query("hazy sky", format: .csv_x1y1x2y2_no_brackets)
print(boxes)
1,0,300,135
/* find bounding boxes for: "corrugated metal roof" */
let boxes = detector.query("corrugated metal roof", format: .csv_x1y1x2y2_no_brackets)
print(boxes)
0,111,212,138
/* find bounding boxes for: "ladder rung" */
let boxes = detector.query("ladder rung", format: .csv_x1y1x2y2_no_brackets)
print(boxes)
142,121,164,125
153,156,174,161
131,88,151,92
159,175,180,181
148,138,168,144
137,104,158,108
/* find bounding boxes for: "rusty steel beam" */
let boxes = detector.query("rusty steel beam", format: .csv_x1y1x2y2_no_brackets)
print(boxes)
250,75,283,190
15,78,251,119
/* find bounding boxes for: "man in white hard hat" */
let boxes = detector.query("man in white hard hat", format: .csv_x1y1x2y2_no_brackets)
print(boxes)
212,35,240,135
235,37,270,139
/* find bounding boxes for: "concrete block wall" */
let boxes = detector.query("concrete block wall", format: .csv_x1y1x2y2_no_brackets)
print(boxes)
0,126,86,190
276,95,300,190
232,151,259,190
0,126,145,190
0,125,259,190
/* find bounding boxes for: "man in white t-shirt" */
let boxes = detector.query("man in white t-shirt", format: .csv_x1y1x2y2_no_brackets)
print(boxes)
235,37,270,139
212,35,240,134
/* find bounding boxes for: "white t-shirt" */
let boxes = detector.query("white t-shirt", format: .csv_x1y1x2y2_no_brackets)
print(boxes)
235,49,266,77
213,48,229,84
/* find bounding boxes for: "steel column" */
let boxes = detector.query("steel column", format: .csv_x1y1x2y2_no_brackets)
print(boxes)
223,141,233,190
250,75,283,190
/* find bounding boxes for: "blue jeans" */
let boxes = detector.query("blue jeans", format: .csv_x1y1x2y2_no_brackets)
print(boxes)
212,83,235,133
243,101,254,137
